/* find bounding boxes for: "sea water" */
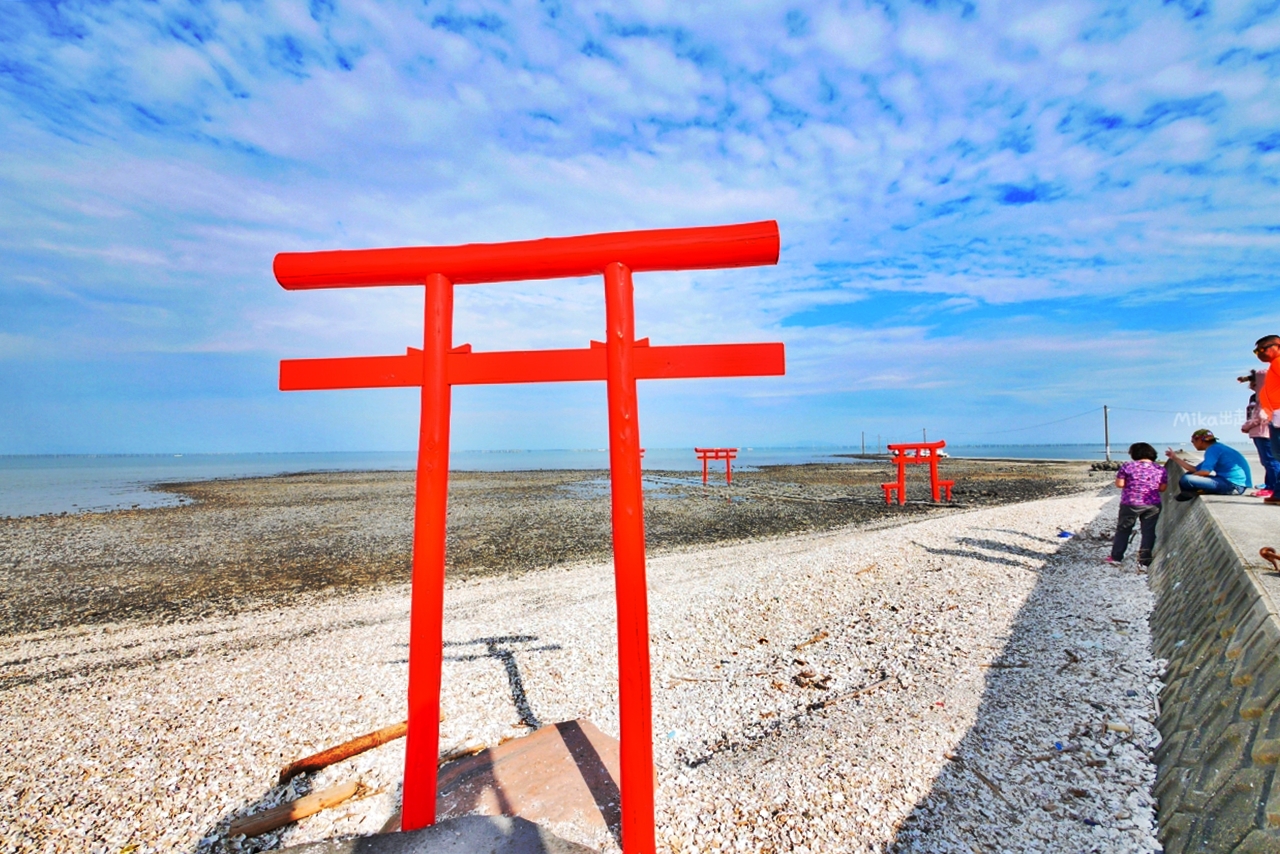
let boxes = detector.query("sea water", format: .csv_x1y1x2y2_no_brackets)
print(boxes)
0,448,854,517
0,443,1222,519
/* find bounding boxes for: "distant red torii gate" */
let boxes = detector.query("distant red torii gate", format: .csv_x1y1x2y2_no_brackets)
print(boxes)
695,447,738,484
274,221,785,854
881,440,953,505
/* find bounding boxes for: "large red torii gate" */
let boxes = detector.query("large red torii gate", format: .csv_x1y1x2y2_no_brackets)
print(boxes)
274,221,785,853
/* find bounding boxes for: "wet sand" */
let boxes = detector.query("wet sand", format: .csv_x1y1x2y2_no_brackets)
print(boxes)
0,459,1101,636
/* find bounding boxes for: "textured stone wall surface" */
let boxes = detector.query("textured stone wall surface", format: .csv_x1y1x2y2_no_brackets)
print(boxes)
1150,465,1280,853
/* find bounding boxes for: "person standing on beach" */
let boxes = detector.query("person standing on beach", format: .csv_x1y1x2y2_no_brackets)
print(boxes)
1166,429,1252,499
1251,335,1280,505
1239,368,1279,497
1109,442,1167,567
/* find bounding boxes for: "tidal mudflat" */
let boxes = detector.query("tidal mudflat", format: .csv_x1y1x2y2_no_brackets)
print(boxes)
0,459,1096,634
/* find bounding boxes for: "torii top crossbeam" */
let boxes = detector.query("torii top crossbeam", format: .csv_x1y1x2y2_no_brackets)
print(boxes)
274,221,785,854
274,220,780,287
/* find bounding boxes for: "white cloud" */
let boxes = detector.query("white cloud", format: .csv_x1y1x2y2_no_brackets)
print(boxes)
1239,19,1280,50
3,0,1280,450
813,6,891,69
0,332,44,358
1006,5,1087,54
898,17,958,65
1144,117,1215,162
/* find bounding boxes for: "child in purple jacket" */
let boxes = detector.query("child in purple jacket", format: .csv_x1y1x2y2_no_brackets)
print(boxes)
1109,442,1168,567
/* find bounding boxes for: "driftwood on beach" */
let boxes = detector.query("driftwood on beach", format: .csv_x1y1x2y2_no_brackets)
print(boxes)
228,780,361,838
279,721,409,784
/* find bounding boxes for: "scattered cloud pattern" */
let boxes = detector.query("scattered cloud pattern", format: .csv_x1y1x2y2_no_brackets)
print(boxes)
2,0,1279,451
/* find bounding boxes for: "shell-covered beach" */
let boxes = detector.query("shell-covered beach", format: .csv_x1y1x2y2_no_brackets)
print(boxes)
1,460,1162,853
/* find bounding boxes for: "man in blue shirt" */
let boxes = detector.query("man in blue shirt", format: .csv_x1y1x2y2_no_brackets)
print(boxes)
1166,429,1253,501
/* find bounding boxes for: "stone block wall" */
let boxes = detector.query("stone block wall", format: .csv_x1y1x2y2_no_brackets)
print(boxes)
1149,469,1280,853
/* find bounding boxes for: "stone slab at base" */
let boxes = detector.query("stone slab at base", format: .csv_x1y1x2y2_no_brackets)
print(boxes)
382,719,620,850
280,815,595,853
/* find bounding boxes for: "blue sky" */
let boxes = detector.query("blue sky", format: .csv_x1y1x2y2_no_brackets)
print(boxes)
3,0,1279,454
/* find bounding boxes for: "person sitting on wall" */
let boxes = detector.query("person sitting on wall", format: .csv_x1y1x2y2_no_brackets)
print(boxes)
1165,429,1253,501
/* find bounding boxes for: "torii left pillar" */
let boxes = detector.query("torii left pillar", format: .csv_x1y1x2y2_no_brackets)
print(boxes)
274,221,785,853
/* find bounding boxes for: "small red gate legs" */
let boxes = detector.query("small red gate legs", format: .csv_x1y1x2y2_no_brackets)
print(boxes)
274,221,785,853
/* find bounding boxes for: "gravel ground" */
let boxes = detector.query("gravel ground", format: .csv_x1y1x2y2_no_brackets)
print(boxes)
0,460,1098,635
0,489,1162,853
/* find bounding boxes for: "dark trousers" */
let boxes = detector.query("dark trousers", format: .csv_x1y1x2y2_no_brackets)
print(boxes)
1112,503,1160,564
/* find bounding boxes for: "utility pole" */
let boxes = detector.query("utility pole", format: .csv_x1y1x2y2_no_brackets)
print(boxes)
861,431,865,456
923,427,927,443
1104,405,1111,463
877,434,881,455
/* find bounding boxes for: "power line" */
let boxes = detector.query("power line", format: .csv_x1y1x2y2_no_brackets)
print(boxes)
1109,406,1194,415
949,406,1104,438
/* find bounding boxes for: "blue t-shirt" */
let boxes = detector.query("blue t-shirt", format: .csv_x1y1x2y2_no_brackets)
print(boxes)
1199,443,1253,488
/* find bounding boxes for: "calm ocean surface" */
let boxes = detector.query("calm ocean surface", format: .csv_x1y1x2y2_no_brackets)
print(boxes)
0,443,1213,518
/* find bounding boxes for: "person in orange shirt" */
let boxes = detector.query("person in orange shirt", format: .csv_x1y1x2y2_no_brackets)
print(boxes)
1253,335,1280,504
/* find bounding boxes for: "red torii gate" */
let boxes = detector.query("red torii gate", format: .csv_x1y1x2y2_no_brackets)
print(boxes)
695,447,738,484
274,221,785,853
881,440,954,505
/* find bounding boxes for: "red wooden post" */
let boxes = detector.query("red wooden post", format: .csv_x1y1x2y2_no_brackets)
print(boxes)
603,262,656,853
901,450,911,504
896,451,907,505
929,450,940,502
927,441,953,501
403,274,453,831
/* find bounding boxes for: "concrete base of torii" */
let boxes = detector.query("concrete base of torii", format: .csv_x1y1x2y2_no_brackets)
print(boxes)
283,719,621,853
280,815,595,853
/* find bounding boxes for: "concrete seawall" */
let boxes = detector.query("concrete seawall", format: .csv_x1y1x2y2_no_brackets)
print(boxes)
1150,462,1280,852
